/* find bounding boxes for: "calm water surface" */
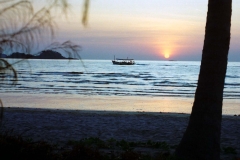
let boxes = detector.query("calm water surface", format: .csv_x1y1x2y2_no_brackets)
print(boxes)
1,59,240,99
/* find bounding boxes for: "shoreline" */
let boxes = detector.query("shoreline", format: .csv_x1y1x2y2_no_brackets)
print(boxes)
1,93,240,115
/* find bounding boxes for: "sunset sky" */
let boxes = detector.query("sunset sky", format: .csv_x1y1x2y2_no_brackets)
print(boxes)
54,0,240,61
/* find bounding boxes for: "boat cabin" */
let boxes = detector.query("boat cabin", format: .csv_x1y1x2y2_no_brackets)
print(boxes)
112,58,135,65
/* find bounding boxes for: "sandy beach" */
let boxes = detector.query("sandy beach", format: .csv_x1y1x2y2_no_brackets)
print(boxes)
0,93,240,159
1,107,240,159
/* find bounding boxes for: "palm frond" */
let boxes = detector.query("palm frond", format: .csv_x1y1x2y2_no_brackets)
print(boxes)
0,58,17,84
45,41,81,59
0,0,90,82
82,0,89,26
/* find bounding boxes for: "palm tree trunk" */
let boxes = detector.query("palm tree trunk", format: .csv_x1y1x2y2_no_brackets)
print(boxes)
175,0,232,159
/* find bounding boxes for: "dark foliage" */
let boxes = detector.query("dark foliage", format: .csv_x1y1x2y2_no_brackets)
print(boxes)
0,134,57,160
0,134,177,160
1,133,239,160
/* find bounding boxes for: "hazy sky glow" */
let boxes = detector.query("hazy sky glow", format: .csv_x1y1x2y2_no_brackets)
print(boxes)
53,0,240,61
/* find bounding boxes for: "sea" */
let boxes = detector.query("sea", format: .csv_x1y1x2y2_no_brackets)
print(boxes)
1,59,240,99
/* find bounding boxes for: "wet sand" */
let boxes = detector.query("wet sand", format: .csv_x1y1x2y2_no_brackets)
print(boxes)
1,93,240,115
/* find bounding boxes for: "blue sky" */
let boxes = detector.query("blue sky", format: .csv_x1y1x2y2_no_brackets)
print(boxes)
54,0,240,61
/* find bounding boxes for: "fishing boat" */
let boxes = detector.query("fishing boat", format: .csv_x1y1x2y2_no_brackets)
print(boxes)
112,56,135,65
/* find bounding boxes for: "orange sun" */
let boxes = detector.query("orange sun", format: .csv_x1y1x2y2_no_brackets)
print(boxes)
164,53,170,59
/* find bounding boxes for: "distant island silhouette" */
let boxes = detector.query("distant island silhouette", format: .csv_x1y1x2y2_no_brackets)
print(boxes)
0,50,76,59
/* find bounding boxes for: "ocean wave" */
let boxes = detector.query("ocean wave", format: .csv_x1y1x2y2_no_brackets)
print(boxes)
0,60,239,99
